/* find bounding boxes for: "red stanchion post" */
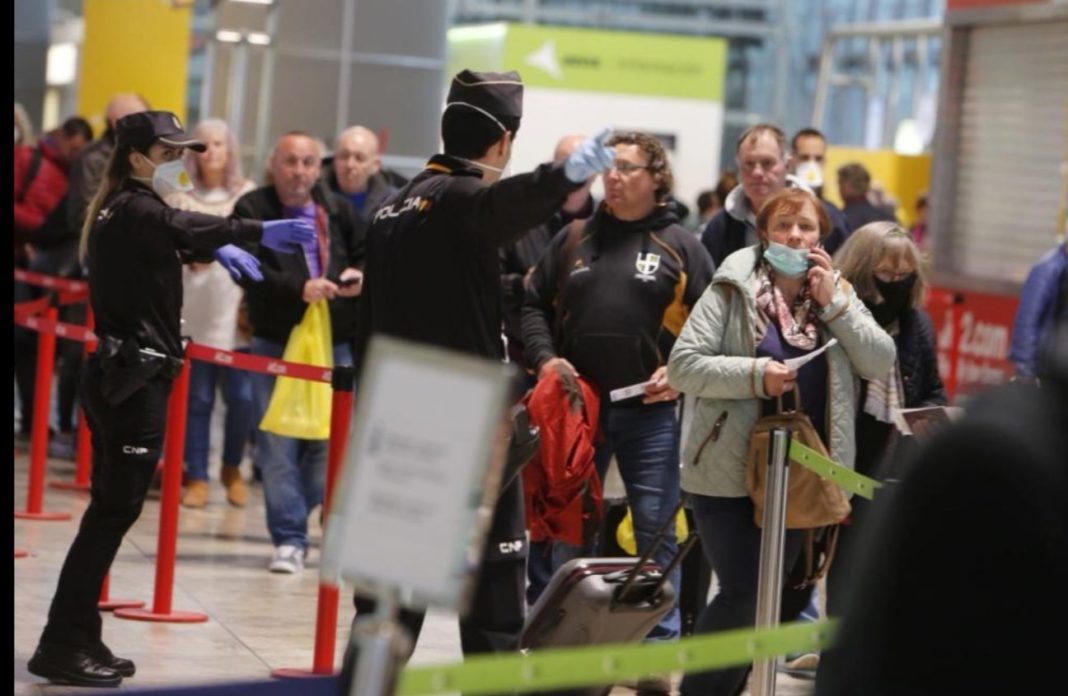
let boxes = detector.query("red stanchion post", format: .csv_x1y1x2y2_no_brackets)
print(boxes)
273,365,356,679
52,306,94,493
98,573,145,611
15,305,71,522
114,349,207,624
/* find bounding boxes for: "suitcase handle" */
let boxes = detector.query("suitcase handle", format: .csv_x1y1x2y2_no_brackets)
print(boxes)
614,500,685,605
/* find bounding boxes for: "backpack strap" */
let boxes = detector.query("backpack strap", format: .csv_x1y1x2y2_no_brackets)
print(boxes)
795,524,841,590
552,218,588,342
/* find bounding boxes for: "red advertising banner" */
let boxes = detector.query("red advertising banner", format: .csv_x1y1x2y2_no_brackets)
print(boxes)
926,286,1019,402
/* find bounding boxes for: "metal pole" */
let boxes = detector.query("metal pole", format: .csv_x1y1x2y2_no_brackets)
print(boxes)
884,36,904,149
336,0,357,134
252,3,278,184
348,588,411,696
751,428,792,696
772,0,791,130
226,39,249,144
812,38,835,130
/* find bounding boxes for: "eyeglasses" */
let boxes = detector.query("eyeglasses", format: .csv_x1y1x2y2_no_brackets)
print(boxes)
610,162,651,175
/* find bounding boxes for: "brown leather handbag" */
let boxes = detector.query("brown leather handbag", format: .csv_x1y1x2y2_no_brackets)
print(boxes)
745,384,851,530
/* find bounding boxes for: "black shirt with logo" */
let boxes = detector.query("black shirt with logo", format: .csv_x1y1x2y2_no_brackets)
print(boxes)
522,204,715,398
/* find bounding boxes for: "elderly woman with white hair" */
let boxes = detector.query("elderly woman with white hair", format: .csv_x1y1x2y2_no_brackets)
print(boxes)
166,118,257,509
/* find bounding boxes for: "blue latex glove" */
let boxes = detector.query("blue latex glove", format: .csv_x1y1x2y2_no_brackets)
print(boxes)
261,219,315,253
214,244,263,282
563,129,616,183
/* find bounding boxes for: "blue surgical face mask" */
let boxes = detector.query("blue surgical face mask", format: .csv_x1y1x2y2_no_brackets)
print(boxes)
764,241,811,278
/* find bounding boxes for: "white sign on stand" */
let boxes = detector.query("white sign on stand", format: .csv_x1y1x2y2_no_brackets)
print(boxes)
321,335,515,613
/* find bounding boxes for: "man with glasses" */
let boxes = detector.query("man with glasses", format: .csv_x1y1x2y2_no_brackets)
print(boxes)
522,134,714,692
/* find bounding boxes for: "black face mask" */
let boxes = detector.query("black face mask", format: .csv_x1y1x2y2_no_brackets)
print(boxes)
869,274,917,326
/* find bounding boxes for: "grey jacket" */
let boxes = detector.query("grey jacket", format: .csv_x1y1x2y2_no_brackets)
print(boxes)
667,245,896,497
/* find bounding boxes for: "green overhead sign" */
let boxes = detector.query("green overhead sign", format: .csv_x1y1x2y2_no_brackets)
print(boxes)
448,23,726,101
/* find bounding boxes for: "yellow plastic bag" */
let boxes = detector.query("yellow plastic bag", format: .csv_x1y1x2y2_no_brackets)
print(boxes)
259,300,333,440
616,505,689,556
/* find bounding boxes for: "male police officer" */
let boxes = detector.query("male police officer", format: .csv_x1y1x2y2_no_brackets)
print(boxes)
351,69,615,659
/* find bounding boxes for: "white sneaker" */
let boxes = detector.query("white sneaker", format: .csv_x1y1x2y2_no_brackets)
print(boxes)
268,544,305,574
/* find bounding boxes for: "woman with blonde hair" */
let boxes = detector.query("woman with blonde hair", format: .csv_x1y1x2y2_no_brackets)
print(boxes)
825,220,946,617
166,119,257,508
28,111,311,687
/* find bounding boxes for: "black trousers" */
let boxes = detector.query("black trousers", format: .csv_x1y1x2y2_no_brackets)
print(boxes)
38,357,172,650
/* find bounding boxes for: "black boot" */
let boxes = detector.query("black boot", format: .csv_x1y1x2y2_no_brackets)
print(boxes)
91,642,136,677
28,645,123,687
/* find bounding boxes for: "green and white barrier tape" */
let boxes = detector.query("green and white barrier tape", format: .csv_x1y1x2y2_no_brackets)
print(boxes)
398,619,836,695
789,440,881,500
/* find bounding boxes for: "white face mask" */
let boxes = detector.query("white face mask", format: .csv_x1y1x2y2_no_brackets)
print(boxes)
795,160,824,189
137,154,194,196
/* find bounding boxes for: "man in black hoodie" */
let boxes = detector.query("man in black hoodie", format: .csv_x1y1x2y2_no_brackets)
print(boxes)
522,132,714,676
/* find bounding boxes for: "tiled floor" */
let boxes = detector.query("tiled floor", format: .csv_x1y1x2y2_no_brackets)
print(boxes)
13,450,813,695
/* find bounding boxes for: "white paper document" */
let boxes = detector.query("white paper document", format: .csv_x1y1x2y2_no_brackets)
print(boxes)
610,380,654,403
783,338,838,371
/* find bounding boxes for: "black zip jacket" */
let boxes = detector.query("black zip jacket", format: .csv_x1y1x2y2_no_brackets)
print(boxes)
87,179,262,359
521,204,715,398
358,154,580,365
232,185,366,347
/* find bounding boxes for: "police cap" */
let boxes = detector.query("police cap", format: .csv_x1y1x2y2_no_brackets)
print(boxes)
445,70,523,133
116,110,206,153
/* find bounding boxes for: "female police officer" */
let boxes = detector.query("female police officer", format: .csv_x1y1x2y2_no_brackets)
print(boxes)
27,111,314,688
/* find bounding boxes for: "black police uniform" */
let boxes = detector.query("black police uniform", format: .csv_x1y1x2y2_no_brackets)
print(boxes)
353,151,582,654
31,163,263,682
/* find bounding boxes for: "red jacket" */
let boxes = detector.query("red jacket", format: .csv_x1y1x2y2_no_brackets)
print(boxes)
523,369,603,547
14,143,68,242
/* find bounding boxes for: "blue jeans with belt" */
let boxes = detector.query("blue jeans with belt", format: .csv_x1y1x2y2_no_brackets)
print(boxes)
552,400,682,641
249,337,352,551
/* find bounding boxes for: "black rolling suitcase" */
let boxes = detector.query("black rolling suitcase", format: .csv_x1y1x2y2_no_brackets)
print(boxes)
520,502,697,696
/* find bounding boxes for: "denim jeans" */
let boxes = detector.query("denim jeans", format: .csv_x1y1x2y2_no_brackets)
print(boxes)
680,495,805,696
249,337,352,550
184,350,254,481
526,539,554,608
552,401,682,641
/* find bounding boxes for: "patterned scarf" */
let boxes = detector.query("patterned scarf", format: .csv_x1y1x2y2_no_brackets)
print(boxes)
863,320,905,424
753,260,822,350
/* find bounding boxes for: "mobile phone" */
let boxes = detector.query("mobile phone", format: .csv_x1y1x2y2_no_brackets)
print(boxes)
338,276,362,288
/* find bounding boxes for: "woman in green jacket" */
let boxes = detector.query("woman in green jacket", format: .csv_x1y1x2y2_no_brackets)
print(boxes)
667,188,895,695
